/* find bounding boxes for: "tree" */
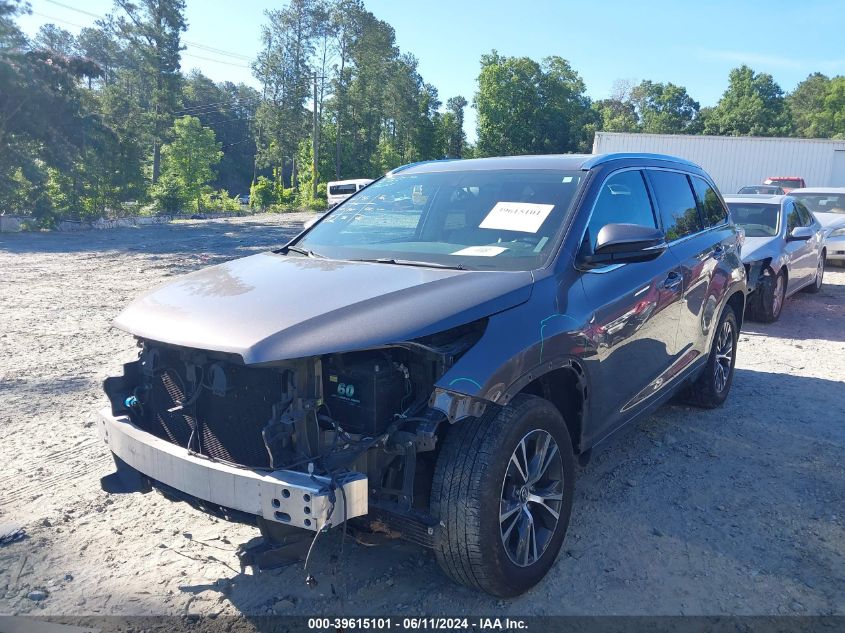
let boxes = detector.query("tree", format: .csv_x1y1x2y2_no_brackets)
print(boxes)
445,96,467,157
181,71,260,194
1,1,115,222
592,98,639,132
630,80,700,134
704,65,793,136
112,0,187,182
474,51,593,156
788,73,845,139
253,0,317,186
160,115,222,211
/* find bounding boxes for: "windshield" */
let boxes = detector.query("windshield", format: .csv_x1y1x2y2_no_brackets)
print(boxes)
791,192,845,214
727,202,780,237
296,169,585,271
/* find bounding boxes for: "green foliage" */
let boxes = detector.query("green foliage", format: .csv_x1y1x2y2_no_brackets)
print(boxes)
630,80,700,134
592,98,640,133
788,73,845,139
704,65,793,136
201,189,241,212
250,176,276,210
474,51,594,157
150,171,184,213
160,116,223,212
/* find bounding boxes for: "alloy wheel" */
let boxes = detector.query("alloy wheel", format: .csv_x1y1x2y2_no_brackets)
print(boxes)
815,257,825,289
499,430,564,567
714,319,734,393
772,274,785,317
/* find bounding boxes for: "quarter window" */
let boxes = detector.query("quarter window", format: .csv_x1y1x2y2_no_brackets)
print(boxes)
691,177,728,228
586,170,656,249
648,170,703,241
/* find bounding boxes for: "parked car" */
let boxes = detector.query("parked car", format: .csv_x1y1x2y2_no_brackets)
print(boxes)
789,187,845,263
98,153,746,597
237,194,250,206
738,184,785,195
327,178,374,208
724,194,825,322
764,176,805,192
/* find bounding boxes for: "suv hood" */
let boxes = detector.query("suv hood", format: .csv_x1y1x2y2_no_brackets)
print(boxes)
114,252,534,364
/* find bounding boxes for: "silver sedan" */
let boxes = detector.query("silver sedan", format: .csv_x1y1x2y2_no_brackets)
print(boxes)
724,194,826,322
789,187,845,263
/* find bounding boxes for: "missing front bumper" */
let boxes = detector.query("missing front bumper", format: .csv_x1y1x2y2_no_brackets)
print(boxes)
97,408,368,531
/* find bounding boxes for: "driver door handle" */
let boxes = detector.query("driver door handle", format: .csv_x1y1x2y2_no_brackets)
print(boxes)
661,271,683,292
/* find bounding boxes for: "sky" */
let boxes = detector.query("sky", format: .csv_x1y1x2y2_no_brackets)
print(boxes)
17,0,845,142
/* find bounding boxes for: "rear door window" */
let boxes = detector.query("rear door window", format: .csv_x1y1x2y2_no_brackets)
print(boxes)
585,170,657,250
648,170,703,241
691,177,728,228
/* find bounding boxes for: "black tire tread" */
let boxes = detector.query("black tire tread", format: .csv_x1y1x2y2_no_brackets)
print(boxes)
746,270,784,322
431,395,570,596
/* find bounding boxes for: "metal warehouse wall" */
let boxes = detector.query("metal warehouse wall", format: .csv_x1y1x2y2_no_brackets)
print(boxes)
593,132,845,194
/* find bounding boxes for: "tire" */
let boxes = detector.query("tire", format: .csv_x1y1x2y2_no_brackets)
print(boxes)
804,251,825,294
431,394,575,597
685,305,738,409
747,269,786,322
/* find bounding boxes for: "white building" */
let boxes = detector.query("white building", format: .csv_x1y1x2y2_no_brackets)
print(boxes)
593,132,845,194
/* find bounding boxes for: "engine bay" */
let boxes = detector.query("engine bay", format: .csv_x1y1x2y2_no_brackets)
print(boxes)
103,319,488,532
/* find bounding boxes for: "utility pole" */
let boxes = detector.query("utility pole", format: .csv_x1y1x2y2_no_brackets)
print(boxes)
312,71,319,200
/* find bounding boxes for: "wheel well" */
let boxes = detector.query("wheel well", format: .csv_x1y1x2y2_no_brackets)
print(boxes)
518,366,585,453
726,290,745,331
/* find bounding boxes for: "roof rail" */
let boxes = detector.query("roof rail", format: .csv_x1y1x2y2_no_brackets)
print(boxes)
582,152,702,170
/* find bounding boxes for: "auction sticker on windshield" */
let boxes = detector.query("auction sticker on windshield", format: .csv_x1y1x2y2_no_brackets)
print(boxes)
479,202,554,233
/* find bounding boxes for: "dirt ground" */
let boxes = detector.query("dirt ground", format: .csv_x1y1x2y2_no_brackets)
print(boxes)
1,214,843,619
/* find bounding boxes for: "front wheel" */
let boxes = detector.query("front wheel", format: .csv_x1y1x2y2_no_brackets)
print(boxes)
685,305,738,409
747,269,786,322
431,395,575,597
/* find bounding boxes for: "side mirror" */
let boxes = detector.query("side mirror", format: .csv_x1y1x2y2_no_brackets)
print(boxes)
580,223,667,269
788,226,813,241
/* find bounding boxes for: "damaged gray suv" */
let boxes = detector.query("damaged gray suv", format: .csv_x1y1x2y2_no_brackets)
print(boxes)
100,153,746,597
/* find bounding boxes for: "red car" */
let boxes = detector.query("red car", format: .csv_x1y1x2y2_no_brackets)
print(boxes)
764,176,806,192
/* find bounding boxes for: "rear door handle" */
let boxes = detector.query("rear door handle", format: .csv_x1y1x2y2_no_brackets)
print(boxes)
661,271,683,292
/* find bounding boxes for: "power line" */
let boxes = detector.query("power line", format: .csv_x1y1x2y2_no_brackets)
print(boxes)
175,97,262,115
42,0,254,61
183,52,250,69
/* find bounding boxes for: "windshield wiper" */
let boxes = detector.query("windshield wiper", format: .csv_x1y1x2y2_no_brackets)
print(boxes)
282,245,324,258
352,258,466,270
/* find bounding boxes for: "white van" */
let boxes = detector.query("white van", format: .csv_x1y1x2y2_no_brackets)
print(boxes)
327,179,373,208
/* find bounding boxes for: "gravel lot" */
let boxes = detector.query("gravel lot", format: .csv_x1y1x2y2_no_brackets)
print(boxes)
1,214,843,619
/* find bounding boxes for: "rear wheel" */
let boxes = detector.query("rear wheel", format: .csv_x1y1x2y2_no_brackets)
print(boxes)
804,251,825,293
748,269,785,322
686,305,738,409
431,394,575,597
